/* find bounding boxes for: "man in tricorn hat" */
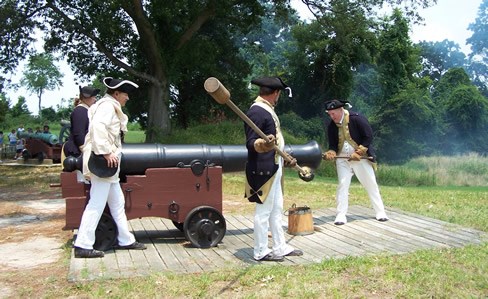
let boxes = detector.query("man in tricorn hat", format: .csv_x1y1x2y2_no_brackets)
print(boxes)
74,77,146,258
322,99,388,225
244,76,303,262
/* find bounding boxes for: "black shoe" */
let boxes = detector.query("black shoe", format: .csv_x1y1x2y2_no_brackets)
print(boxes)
114,241,146,250
334,221,345,225
377,218,389,222
257,253,284,262
285,249,303,256
74,247,104,258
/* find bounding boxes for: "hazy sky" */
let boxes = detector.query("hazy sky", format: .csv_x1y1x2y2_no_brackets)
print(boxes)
4,0,483,116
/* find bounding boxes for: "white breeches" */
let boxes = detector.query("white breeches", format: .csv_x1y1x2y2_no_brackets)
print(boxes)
253,166,294,260
335,157,388,222
74,176,135,249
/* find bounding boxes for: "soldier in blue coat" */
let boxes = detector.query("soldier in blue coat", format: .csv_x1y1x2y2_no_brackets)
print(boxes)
323,99,388,225
244,76,303,262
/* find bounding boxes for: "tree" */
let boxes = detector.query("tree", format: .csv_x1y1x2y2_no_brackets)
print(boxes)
20,53,63,117
0,0,276,142
466,0,488,96
0,93,10,124
1,0,438,142
10,96,31,118
417,39,466,83
432,67,488,154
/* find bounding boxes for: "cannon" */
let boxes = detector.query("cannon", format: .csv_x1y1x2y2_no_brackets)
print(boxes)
18,131,62,163
60,141,322,250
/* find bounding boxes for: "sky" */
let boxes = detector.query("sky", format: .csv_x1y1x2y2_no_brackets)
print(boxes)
4,0,483,116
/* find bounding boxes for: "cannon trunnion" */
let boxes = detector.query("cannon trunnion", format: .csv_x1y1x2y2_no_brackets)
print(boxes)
61,141,322,249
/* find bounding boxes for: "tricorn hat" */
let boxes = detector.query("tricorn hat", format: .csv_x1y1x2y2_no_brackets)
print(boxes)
251,77,288,90
79,86,100,98
325,99,351,111
103,77,139,94
251,76,292,97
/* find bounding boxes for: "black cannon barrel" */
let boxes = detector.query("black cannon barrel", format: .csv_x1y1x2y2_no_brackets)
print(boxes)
63,141,322,175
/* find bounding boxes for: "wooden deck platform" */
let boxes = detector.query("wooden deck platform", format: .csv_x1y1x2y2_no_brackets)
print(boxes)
68,205,488,282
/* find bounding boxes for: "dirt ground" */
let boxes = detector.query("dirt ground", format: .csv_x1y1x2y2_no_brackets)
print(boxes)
0,163,252,298
0,164,74,298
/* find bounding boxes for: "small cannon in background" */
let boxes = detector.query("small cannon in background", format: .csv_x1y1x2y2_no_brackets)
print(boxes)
60,141,322,250
17,131,62,163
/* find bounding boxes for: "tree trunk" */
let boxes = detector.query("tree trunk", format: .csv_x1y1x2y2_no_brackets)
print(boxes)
37,92,42,118
145,80,170,142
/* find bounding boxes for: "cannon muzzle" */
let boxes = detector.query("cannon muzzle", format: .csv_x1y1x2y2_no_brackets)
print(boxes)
63,141,322,176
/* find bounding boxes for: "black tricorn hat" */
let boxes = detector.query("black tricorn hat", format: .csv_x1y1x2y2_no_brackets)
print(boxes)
325,99,350,111
251,77,289,90
103,77,139,94
79,86,100,98
88,152,119,178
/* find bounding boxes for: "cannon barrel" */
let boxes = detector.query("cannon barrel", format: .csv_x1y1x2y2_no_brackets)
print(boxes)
63,141,322,175
18,131,59,145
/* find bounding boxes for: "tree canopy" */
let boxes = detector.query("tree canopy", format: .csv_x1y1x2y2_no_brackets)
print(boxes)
20,52,63,117
1,0,487,164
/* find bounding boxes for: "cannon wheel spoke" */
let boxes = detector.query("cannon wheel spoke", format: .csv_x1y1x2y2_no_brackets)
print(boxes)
93,213,118,251
183,206,226,248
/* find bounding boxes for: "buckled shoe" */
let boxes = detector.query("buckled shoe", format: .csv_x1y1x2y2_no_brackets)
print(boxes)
114,241,147,250
257,253,284,262
74,247,104,258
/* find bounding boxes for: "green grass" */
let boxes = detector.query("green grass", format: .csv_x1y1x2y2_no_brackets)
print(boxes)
2,122,488,298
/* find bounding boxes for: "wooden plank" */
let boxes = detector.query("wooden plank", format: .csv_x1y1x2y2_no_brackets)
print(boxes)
326,208,440,251
129,218,167,273
153,218,203,273
312,210,408,254
67,207,488,282
234,214,339,263
143,217,188,273
99,249,120,279
348,206,469,248
67,247,88,282
346,207,452,250
313,209,415,254
384,208,486,244
214,215,257,264
158,218,219,271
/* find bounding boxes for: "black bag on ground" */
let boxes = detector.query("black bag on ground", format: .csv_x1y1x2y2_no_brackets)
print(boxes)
88,152,118,178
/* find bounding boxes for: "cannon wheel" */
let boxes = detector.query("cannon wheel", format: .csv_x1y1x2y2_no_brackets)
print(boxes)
183,206,226,248
59,123,71,144
37,152,45,163
172,221,184,232
93,213,118,251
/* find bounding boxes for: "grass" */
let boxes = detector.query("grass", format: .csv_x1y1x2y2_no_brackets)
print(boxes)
1,122,487,298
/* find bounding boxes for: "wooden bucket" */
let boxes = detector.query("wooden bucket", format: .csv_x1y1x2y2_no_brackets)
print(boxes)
286,204,314,236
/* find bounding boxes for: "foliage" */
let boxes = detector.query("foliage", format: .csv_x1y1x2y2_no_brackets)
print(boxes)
9,96,31,117
416,39,467,83
466,0,488,96
1,0,486,164
372,81,439,163
280,111,325,145
156,120,307,146
376,9,420,101
20,52,63,117
0,94,9,124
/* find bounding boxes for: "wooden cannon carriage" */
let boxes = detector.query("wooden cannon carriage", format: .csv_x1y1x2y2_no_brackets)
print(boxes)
60,142,322,250
17,131,62,163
